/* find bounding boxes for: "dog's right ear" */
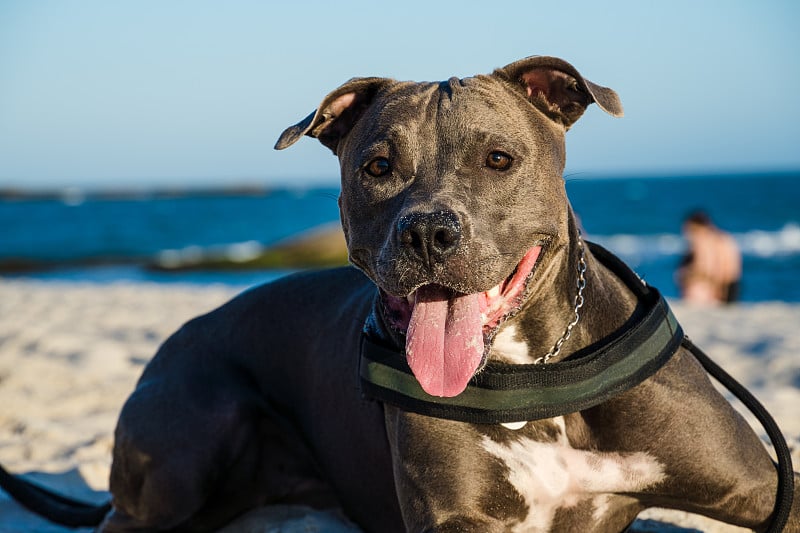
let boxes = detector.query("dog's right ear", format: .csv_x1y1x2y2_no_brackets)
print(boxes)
275,77,391,154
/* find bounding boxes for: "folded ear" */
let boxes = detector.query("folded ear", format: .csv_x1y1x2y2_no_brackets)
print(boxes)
493,55,623,129
275,77,392,154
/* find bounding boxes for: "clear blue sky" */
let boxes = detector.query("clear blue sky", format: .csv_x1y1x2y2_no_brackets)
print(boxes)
1,0,798,190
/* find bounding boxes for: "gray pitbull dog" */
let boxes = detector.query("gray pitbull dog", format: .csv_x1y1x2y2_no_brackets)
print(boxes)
98,56,799,532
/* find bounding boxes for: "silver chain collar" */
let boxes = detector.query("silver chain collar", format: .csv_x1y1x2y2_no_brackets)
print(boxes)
534,237,587,364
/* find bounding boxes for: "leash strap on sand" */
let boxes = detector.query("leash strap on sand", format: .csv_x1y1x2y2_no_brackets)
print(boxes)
0,463,111,527
682,337,794,533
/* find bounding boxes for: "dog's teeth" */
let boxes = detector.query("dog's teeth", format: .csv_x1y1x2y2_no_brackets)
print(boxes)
501,421,527,430
487,285,502,299
406,294,415,305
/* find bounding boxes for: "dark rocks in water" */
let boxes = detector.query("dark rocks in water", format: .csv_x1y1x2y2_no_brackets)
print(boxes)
148,223,349,272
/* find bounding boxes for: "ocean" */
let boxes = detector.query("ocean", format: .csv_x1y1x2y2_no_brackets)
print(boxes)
1,172,798,301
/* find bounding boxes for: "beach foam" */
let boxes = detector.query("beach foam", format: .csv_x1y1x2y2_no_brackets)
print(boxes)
0,280,797,532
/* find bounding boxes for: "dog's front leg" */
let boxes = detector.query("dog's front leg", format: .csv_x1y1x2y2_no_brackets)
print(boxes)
384,408,523,533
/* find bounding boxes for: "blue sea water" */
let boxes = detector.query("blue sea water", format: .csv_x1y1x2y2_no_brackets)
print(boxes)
1,172,798,301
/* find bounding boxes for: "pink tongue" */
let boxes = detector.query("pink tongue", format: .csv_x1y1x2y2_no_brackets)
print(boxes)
405,285,485,397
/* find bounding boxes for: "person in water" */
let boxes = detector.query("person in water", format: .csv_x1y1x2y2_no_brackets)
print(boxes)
678,210,742,305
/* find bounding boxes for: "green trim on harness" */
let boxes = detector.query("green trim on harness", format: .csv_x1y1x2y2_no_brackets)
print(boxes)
359,242,684,424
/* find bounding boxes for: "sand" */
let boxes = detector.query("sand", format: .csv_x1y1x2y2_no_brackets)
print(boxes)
0,278,798,532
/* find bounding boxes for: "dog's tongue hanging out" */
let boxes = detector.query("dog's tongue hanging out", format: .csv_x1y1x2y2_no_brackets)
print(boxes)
405,285,484,397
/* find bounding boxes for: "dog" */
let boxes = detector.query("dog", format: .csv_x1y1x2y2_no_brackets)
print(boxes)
44,55,800,532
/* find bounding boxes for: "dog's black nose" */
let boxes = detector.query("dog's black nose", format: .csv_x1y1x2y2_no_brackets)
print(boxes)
397,210,462,266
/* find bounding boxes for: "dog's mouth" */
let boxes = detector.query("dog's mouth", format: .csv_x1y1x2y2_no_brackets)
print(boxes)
381,245,542,397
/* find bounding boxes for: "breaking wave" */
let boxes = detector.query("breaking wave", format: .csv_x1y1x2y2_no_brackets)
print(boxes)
588,223,800,261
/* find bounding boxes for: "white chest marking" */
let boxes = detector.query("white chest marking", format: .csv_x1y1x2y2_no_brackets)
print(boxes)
483,416,665,532
491,325,530,364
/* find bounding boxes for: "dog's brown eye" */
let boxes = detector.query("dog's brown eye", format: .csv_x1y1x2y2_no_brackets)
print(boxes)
365,157,391,177
486,151,512,171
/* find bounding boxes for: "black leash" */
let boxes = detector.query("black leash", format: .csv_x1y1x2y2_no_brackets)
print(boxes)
682,337,794,533
0,463,111,527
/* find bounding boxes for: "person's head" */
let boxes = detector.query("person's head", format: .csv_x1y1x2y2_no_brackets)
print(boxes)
683,210,714,240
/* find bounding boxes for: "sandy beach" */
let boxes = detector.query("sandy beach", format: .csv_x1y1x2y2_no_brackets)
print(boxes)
1,278,798,532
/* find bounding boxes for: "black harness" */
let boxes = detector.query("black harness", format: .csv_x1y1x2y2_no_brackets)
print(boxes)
360,242,794,533
361,242,681,424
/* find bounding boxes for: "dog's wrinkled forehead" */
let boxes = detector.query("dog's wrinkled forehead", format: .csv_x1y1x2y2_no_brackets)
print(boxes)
339,75,539,153
274,55,623,157
368,75,533,124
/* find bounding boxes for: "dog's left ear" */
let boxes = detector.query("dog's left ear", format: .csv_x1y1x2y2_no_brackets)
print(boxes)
275,77,392,154
494,56,623,129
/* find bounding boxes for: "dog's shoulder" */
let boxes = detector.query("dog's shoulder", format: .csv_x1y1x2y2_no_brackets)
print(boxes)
195,266,375,331
242,265,373,303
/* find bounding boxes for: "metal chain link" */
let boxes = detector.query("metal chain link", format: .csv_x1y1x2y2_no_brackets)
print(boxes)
534,237,587,364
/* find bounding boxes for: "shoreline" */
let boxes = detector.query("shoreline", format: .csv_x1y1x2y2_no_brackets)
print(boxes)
1,279,798,532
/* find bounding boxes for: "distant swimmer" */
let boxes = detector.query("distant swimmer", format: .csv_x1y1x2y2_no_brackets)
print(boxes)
677,210,742,304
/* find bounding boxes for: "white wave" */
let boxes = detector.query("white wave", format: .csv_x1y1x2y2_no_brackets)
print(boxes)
736,223,800,258
588,223,800,260
156,240,265,267
154,225,800,270
225,240,264,262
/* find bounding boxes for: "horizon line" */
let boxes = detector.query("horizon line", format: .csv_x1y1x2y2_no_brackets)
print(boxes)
1,168,798,200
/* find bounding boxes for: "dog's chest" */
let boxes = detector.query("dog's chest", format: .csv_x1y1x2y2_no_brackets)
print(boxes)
482,417,665,532
491,325,532,364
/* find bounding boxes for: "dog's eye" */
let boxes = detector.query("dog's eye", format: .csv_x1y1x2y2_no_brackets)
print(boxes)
365,157,391,177
486,151,513,171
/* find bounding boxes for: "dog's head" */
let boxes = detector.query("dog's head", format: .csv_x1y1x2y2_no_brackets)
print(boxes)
277,55,622,397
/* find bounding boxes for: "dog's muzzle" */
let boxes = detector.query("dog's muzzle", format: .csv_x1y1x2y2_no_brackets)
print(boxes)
381,244,543,398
